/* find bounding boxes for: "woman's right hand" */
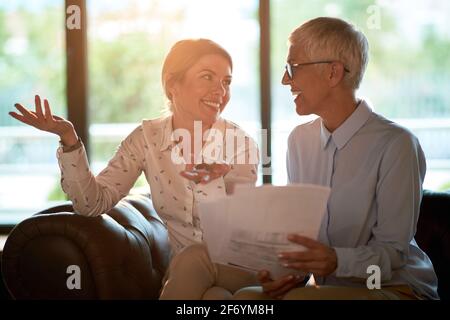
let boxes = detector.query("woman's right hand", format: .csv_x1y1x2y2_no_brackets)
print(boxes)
9,95,78,145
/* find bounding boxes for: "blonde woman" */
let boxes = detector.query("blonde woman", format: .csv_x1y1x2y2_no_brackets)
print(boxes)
9,39,260,298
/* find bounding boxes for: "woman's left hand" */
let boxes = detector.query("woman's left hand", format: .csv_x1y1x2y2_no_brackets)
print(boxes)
180,163,230,184
278,234,338,277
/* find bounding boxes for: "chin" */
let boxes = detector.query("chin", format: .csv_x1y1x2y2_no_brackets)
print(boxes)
202,114,219,127
295,104,309,116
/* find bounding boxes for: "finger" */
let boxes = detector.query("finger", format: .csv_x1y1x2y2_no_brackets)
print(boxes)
52,115,65,121
266,280,299,299
35,95,44,119
180,170,198,179
43,98,53,121
210,163,231,174
199,174,212,184
8,112,37,127
200,171,227,184
262,275,298,296
29,110,41,118
195,163,209,170
262,274,296,293
278,250,315,262
199,166,230,184
282,261,324,272
29,110,61,124
257,270,272,283
14,103,38,121
179,171,202,183
287,234,321,249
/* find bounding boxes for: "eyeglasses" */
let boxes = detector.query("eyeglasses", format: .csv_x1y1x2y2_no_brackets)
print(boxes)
285,61,350,79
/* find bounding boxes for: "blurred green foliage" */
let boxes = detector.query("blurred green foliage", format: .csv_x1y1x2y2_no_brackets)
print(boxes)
0,5,66,124
271,0,450,118
89,33,166,123
438,181,450,192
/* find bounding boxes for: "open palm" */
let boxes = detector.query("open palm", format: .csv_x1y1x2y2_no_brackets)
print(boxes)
9,95,74,138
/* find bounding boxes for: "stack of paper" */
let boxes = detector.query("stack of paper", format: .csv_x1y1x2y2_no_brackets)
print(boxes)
198,184,330,279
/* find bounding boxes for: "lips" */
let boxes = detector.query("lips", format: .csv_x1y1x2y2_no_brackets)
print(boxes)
201,99,221,111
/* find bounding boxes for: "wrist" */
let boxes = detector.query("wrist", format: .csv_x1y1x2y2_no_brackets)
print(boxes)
59,137,82,153
60,131,79,147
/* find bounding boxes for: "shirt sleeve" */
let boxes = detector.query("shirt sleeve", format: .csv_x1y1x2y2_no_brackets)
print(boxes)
57,125,146,217
333,132,426,282
224,135,259,191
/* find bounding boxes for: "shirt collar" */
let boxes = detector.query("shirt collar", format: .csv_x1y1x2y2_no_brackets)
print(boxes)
320,121,333,149
159,115,175,152
320,99,372,150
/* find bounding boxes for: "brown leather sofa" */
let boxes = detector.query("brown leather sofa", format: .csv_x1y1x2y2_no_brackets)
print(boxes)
1,193,171,299
1,190,449,299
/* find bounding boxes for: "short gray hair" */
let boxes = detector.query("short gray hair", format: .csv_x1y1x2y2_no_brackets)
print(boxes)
289,17,369,90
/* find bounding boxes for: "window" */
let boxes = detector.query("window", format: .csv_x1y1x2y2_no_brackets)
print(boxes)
0,0,65,224
87,0,261,189
2,0,448,226
271,0,450,190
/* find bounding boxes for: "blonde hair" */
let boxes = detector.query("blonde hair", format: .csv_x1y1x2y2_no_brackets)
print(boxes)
289,17,369,89
161,39,233,113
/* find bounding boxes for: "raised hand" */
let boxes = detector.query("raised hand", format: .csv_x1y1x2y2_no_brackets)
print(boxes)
9,95,78,146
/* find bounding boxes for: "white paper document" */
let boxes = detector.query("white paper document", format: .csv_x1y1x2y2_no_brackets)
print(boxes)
198,184,330,279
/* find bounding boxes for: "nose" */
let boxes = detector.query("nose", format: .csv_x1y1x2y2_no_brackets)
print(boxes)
281,70,291,85
212,80,227,96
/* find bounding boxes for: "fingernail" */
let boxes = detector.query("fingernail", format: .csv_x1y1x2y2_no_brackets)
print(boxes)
283,263,290,268
278,254,284,258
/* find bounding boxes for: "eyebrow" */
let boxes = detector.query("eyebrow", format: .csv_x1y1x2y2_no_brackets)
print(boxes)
198,68,232,78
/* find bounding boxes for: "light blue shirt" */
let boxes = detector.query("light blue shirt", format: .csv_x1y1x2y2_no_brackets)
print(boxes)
286,100,439,299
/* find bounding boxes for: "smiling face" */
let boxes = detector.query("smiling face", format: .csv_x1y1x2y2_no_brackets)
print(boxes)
169,54,232,128
282,45,330,117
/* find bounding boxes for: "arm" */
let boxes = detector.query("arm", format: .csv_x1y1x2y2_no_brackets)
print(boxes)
333,132,426,281
9,95,145,217
282,132,426,281
58,125,146,217
278,131,425,286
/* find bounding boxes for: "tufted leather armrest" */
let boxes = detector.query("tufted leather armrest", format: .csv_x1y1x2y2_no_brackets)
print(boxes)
1,194,171,299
